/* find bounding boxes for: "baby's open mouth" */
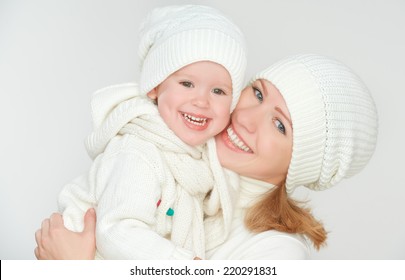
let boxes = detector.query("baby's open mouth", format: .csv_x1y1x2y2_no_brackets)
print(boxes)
182,113,207,126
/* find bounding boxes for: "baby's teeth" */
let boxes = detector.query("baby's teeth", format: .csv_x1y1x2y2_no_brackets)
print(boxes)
183,114,207,126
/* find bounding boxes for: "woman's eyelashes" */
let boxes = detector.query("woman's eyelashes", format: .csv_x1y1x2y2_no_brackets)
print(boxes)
252,85,286,135
253,87,263,103
273,118,286,135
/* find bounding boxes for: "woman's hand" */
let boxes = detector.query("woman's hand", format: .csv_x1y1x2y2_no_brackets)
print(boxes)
34,208,97,260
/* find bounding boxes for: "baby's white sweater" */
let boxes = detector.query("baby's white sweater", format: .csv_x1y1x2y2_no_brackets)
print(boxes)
58,83,236,259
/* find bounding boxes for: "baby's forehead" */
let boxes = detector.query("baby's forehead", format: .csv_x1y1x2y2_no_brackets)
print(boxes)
172,61,232,81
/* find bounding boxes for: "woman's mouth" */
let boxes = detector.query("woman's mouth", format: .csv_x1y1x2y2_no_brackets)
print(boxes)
224,125,252,153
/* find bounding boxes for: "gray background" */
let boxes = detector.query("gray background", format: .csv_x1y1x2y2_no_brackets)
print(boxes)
1,0,404,259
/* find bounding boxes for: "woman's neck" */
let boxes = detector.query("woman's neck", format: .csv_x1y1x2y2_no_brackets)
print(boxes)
238,176,276,209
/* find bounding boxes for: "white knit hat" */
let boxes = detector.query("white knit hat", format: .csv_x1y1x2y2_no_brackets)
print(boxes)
253,54,378,193
138,5,247,111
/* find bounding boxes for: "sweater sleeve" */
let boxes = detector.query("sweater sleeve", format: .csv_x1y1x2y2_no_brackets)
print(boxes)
207,220,310,260
58,166,102,232
236,234,310,260
95,136,194,260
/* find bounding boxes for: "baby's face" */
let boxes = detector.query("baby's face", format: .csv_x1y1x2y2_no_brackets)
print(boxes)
147,61,232,146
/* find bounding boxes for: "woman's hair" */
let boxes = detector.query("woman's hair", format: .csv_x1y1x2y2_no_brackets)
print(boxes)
244,184,327,250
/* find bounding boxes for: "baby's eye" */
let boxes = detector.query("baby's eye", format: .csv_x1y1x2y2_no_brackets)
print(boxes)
274,119,286,135
253,87,263,103
180,81,194,88
212,88,226,95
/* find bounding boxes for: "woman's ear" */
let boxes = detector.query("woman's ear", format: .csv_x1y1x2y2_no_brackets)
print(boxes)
147,87,158,100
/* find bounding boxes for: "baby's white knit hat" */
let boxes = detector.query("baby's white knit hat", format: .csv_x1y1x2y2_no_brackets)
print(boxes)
253,54,378,192
138,5,247,111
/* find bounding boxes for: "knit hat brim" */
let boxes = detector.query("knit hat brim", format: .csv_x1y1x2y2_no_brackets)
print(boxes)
253,58,327,193
139,29,246,111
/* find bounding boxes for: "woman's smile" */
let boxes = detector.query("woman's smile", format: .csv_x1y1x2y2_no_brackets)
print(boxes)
221,124,252,153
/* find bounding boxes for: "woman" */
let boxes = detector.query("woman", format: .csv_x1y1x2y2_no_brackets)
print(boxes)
35,54,378,259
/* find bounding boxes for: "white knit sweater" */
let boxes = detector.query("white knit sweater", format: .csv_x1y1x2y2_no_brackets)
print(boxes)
58,83,237,259
206,176,310,259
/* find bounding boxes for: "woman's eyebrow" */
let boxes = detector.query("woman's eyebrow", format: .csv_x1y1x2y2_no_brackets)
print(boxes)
275,106,292,127
260,79,292,127
258,79,266,93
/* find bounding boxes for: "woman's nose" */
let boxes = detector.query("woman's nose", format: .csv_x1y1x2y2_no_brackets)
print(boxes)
234,106,261,134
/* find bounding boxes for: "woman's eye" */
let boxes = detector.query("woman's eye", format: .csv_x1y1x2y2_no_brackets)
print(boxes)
253,87,263,103
212,88,226,95
274,119,286,135
180,81,193,88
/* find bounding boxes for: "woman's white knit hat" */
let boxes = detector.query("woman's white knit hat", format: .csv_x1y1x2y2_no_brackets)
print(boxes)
253,54,378,192
138,5,247,111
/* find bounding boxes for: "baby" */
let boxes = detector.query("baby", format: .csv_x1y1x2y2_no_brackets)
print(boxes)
58,5,246,259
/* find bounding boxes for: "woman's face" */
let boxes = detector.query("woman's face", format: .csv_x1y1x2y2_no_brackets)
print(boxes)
215,79,293,186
